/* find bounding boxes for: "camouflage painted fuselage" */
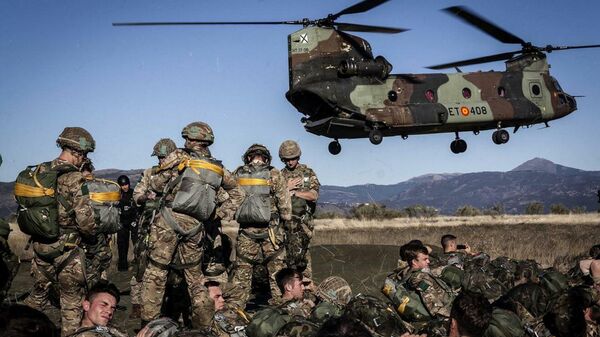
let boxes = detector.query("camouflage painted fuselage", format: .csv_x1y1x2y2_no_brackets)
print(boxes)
286,27,577,139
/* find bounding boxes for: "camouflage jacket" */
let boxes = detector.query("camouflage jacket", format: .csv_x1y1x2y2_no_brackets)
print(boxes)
587,321,600,337
69,325,129,337
278,298,315,319
153,148,244,222
234,163,292,223
403,268,454,318
280,163,319,218
212,308,251,337
133,166,161,207
50,158,97,237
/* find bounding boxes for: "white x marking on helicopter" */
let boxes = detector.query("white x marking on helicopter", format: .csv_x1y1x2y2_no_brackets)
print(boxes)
300,33,308,44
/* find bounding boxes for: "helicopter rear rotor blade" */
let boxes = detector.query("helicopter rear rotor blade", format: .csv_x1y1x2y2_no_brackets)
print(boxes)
335,22,407,34
443,6,526,45
427,50,519,70
331,0,390,21
543,44,600,52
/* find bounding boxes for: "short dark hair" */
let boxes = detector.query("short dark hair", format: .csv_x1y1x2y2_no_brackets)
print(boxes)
86,280,120,304
275,268,302,294
450,291,492,337
0,304,58,337
399,243,428,263
441,234,457,248
205,280,220,289
315,317,372,337
590,244,600,259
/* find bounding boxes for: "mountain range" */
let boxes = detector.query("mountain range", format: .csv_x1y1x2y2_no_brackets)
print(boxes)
1,158,598,217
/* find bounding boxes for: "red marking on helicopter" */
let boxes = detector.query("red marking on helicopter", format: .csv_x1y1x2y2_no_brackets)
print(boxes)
460,106,470,116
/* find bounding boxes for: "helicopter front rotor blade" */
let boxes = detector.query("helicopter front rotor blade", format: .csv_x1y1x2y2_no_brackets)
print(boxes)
331,0,390,21
335,22,407,34
543,44,600,52
443,6,525,45
427,50,519,70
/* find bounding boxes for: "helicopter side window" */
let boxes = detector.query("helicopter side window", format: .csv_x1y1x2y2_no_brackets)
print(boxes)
497,87,506,97
462,88,472,99
425,89,435,102
530,83,542,97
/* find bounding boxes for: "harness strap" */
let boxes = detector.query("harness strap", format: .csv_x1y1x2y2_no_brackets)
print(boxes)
160,207,203,242
237,178,270,186
178,159,224,176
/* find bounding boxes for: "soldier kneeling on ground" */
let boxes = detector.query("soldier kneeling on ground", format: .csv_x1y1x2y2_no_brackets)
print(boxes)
69,281,128,337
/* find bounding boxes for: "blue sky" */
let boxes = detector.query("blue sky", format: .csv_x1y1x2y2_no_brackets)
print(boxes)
1,0,599,186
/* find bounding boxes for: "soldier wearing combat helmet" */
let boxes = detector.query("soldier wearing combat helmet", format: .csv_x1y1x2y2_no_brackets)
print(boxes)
20,127,98,336
230,143,291,307
140,122,244,329
278,140,320,281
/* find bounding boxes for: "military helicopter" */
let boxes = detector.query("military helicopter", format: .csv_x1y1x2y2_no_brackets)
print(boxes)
114,0,598,155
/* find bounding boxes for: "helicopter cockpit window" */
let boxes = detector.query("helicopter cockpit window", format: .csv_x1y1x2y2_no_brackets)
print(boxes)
462,88,472,99
425,89,435,102
498,87,506,97
552,78,563,92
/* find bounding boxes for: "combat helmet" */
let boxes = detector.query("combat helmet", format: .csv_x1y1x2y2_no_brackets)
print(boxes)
152,138,177,157
278,140,301,160
315,276,352,306
243,144,272,165
56,127,95,153
181,122,214,145
139,317,179,337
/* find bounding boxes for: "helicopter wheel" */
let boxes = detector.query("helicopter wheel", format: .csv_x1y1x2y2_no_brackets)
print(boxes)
328,140,341,155
369,129,383,145
450,139,467,154
492,130,510,144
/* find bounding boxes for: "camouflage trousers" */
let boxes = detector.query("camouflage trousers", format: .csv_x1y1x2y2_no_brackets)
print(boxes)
83,233,112,287
230,226,286,307
140,211,213,327
0,238,20,303
24,243,87,337
130,276,142,305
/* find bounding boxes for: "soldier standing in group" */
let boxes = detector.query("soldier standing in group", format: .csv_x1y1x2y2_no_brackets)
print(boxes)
231,144,291,307
0,217,19,303
20,127,98,336
129,138,178,319
117,174,138,271
278,140,320,280
140,122,244,328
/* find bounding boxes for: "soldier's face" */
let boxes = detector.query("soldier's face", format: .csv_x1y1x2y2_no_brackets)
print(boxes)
283,157,299,169
286,276,305,300
82,293,117,326
208,286,225,311
412,252,430,270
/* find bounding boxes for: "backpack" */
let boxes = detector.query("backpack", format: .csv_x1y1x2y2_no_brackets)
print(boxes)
275,319,319,337
309,301,344,325
169,157,224,221
344,294,409,336
382,273,432,322
462,267,507,302
245,307,292,337
483,308,526,337
235,166,272,225
14,162,75,241
85,177,121,234
538,269,568,296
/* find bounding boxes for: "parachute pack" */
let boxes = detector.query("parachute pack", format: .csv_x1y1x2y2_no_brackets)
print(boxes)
245,307,292,337
85,177,122,234
14,162,75,241
382,271,433,322
235,166,272,225
162,157,223,231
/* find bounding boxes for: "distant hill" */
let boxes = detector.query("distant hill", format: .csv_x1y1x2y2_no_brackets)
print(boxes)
1,158,598,217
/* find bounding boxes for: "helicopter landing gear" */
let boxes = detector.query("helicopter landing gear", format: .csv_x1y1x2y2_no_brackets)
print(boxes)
450,132,467,154
328,139,341,155
369,129,383,145
492,129,510,145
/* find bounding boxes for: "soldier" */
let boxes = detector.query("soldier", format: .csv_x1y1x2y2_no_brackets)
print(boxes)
275,268,314,318
129,138,177,319
117,174,138,271
21,127,98,336
278,140,319,280
231,144,291,307
0,216,19,303
449,291,492,337
208,281,250,337
310,276,352,325
69,281,128,337
140,122,244,328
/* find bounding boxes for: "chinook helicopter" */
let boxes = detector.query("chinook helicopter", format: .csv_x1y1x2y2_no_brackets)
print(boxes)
114,0,598,155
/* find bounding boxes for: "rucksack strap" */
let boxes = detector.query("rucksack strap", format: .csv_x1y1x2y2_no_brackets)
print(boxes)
160,207,204,242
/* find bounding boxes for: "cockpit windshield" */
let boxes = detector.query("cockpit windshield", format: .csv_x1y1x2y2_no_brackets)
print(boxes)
551,77,563,92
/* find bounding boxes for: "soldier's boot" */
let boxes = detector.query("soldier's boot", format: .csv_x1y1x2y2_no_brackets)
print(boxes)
129,304,141,319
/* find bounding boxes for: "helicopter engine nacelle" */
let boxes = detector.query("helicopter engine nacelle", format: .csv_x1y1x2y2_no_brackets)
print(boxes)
338,55,392,80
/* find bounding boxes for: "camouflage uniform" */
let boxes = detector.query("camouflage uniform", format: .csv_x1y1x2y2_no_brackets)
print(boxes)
0,217,20,303
140,143,244,327
280,164,319,279
83,233,112,286
211,308,251,337
24,158,97,336
402,268,454,318
231,147,292,307
69,326,129,337
278,298,315,319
